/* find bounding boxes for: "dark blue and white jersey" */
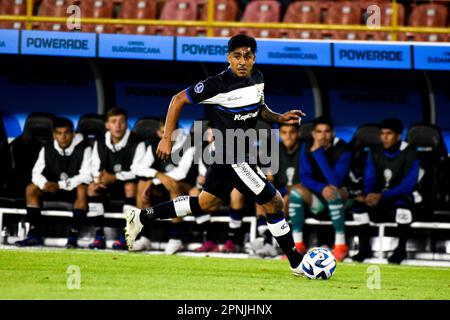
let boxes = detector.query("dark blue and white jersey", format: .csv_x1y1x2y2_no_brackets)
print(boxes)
186,68,265,163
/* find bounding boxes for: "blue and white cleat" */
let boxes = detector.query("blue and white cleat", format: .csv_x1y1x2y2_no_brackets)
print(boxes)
124,207,143,251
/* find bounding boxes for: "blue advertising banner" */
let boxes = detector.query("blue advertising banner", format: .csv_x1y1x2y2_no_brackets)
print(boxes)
414,45,450,71
334,42,411,69
176,37,228,62
21,30,96,57
99,34,174,60
257,39,331,66
0,29,20,54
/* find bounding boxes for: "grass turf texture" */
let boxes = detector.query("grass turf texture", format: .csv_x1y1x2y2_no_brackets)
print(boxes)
0,249,449,300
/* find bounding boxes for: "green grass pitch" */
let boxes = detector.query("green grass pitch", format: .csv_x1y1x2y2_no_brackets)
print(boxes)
0,249,449,300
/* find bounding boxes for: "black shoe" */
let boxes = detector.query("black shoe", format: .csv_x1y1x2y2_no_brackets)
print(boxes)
66,236,78,249
387,248,407,264
351,249,372,262
15,235,43,247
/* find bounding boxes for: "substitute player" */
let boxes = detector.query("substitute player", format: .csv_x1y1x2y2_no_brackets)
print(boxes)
125,34,306,276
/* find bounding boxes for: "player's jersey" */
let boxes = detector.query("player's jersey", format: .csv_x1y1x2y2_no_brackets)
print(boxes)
186,67,265,163
273,143,300,189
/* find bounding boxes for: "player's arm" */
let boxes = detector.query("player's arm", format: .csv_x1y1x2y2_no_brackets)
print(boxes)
260,104,305,125
157,90,190,161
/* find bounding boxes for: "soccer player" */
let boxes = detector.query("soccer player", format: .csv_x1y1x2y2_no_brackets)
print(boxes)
247,123,302,257
288,116,352,261
125,34,306,276
88,107,146,250
15,118,92,248
351,118,419,264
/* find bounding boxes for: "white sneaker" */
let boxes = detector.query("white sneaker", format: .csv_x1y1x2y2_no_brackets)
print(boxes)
130,236,151,252
124,207,143,251
290,262,305,277
255,243,278,258
245,237,265,254
165,239,184,255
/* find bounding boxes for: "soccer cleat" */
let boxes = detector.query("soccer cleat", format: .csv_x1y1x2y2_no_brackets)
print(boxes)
387,247,407,264
66,236,78,249
295,241,307,255
112,234,127,251
130,236,151,252
89,235,106,249
332,244,349,262
290,262,305,277
165,239,184,255
124,207,144,251
15,235,43,247
221,240,238,253
194,241,219,252
255,243,278,258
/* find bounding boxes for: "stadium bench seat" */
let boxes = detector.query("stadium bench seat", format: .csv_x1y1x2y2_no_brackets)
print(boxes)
348,123,381,195
321,1,363,40
406,124,449,221
239,0,281,39
197,0,239,38
156,0,199,37
116,0,157,35
132,116,161,141
77,0,115,34
402,4,449,42
35,0,77,32
1,113,55,207
76,113,106,146
0,0,28,30
281,1,321,40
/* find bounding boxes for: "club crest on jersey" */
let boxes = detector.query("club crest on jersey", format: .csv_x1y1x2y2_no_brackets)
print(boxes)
60,172,69,180
113,164,122,173
194,82,204,93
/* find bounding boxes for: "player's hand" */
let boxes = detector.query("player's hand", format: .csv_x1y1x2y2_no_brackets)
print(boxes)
156,137,172,161
99,171,116,185
365,193,381,207
322,185,338,201
280,110,306,126
44,182,59,193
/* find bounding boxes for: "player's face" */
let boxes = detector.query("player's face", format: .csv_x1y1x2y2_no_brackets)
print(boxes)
312,124,333,148
54,127,74,149
227,46,255,78
380,129,401,149
279,125,298,149
106,115,128,140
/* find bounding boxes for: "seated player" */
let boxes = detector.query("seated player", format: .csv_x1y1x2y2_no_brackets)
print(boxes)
351,118,419,264
133,119,201,254
289,116,352,261
88,107,146,250
246,123,301,257
16,118,92,248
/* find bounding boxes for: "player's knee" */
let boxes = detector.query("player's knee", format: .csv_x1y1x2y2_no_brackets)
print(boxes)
26,183,41,198
264,191,284,213
87,183,98,196
124,182,137,198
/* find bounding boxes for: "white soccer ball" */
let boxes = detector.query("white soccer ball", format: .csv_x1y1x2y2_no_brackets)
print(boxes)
301,247,337,280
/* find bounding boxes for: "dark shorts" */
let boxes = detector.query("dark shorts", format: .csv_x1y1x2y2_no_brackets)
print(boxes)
95,180,136,199
42,189,78,203
353,196,414,223
202,163,276,205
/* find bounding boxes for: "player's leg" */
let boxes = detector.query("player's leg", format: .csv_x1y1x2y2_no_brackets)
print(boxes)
87,182,106,249
387,197,414,264
16,183,44,246
66,184,88,248
328,187,349,261
113,181,137,250
132,179,153,251
351,197,373,262
222,188,245,253
166,183,188,255
288,184,313,255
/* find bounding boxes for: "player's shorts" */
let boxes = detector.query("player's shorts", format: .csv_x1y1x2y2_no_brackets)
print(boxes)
95,180,137,199
202,163,277,205
42,189,77,203
353,196,414,223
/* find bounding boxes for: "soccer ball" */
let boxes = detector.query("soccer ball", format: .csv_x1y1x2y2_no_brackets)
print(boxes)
301,247,337,280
